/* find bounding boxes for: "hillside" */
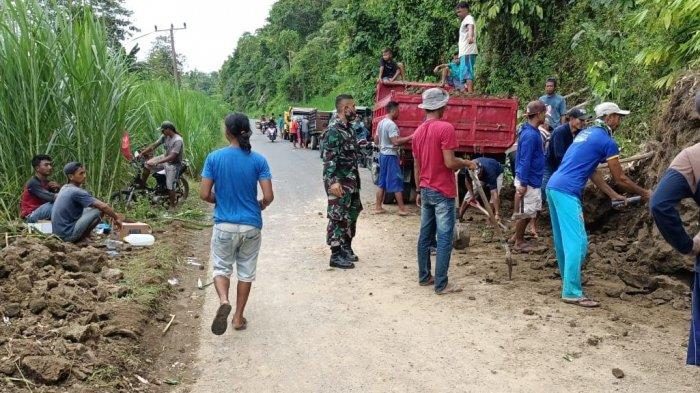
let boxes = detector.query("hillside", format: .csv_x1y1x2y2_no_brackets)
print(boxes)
219,0,698,151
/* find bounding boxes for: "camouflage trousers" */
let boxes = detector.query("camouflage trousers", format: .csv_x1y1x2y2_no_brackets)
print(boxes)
326,191,363,247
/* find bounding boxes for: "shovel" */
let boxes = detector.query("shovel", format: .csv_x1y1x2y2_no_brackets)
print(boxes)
197,278,214,290
468,169,514,280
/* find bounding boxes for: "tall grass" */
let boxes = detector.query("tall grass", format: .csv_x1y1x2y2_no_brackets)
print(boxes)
132,81,228,175
0,0,228,223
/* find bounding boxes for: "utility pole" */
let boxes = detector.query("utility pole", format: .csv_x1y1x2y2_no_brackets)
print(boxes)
154,23,187,87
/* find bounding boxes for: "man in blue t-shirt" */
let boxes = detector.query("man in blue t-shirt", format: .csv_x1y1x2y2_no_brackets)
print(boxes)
541,108,592,201
458,157,503,221
546,102,651,308
539,78,567,131
200,113,274,335
512,101,546,252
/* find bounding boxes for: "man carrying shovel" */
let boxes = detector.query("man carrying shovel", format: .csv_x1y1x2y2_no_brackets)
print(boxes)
458,157,503,222
546,102,651,308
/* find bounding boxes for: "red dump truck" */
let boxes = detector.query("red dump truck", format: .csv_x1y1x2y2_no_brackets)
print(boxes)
370,81,519,201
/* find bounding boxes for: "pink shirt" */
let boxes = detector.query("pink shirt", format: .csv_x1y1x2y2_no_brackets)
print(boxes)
411,119,459,198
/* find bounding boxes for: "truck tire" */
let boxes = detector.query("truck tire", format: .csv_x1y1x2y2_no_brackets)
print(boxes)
311,135,319,150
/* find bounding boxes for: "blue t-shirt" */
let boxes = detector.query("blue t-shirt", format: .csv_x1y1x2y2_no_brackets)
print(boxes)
539,94,567,128
201,147,272,229
475,157,503,191
515,123,545,188
448,62,461,80
51,184,96,239
545,123,576,171
547,125,620,198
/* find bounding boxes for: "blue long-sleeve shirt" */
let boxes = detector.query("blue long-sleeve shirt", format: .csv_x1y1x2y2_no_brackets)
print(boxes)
515,123,545,188
650,144,700,255
546,123,576,171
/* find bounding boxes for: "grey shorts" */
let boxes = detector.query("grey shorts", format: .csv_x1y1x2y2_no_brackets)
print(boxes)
149,156,180,190
210,223,262,282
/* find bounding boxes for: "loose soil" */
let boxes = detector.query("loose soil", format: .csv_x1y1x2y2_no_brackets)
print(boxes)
0,218,210,392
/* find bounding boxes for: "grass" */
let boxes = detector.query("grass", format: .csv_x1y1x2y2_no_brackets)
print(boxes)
0,0,229,224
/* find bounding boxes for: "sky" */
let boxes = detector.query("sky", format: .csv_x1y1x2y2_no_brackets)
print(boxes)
123,0,277,73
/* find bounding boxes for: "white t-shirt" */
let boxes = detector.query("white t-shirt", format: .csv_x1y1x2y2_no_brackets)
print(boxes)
459,15,478,56
378,118,400,156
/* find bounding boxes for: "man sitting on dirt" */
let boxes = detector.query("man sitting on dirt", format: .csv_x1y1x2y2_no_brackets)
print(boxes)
52,162,123,243
512,101,547,252
140,121,185,207
458,157,503,222
546,102,651,308
539,78,567,131
650,92,700,366
373,101,413,216
378,48,405,83
541,108,592,201
20,154,61,223
412,88,477,295
433,53,464,91
201,113,274,335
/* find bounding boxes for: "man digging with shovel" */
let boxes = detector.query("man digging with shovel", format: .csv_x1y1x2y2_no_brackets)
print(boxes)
547,102,650,308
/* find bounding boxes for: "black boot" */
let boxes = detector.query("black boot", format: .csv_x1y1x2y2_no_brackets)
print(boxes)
342,244,359,262
330,246,354,269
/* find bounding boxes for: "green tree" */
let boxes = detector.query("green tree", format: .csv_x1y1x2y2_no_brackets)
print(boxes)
143,35,185,81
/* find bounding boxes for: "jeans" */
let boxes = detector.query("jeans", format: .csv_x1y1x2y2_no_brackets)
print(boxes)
541,166,553,202
417,188,455,292
547,188,587,299
25,202,53,223
689,259,699,366
64,208,101,243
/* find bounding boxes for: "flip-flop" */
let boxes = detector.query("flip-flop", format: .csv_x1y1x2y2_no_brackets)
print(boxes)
372,209,387,215
211,303,232,335
436,283,463,295
233,317,248,331
419,277,435,286
562,297,600,308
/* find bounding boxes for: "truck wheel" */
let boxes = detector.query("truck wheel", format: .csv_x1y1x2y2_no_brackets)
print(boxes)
311,135,319,150
403,181,414,203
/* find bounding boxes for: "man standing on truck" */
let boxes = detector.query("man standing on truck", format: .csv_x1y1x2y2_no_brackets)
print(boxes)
412,88,477,295
547,102,650,308
373,101,413,216
456,2,477,93
539,78,567,131
323,94,363,269
378,48,405,83
512,101,547,252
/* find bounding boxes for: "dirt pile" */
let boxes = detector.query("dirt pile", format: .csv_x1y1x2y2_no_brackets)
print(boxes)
579,72,700,304
0,237,148,391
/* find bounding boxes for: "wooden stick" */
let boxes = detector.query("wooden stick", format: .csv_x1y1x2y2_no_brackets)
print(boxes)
162,314,176,334
14,361,33,393
571,101,589,110
563,87,589,99
5,233,8,248
598,152,654,169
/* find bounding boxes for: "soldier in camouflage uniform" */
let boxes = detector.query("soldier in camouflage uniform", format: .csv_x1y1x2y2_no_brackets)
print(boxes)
323,94,363,269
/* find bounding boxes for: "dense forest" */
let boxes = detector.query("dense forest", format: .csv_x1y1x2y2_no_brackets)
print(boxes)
219,0,699,151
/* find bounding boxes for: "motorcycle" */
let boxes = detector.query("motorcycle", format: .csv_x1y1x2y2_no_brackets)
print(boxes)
111,150,190,209
357,139,374,169
266,125,278,142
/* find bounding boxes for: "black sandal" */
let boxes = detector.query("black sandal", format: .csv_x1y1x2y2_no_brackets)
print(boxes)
211,303,232,335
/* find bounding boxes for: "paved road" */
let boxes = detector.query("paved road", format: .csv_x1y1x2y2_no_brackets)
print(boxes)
184,131,697,393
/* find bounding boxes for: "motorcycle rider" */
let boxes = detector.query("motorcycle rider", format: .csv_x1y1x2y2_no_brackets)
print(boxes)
140,121,185,208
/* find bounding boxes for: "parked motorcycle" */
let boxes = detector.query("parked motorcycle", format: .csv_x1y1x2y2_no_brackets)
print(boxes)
111,150,190,209
357,139,374,169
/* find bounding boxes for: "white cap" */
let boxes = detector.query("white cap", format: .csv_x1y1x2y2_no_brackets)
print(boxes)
418,88,449,111
594,102,630,118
